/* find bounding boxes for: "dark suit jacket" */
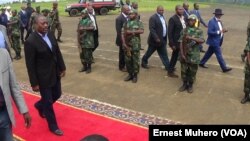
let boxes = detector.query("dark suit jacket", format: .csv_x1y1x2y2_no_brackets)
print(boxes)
19,10,29,27
147,13,168,46
190,9,207,27
206,17,224,47
24,31,66,88
93,15,99,48
115,13,127,47
168,14,183,47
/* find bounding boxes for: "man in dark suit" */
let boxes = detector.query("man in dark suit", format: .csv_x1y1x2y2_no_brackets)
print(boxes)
183,2,190,23
24,15,66,136
190,3,207,52
168,5,186,77
87,5,99,52
19,5,29,44
115,5,130,72
141,5,174,76
199,9,232,73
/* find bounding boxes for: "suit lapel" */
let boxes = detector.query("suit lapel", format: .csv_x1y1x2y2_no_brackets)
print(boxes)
34,32,53,53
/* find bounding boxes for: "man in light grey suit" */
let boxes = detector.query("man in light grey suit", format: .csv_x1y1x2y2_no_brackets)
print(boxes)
0,24,12,57
0,48,31,141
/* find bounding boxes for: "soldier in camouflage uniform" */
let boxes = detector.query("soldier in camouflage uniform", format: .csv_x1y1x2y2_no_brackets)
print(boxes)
26,6,40,38
121,9,144,83
42,9,51,30
178,14,205,93
8,10,21,60
50,2,62,42
241,22,250,104
77,9,94,74
241,21,250,62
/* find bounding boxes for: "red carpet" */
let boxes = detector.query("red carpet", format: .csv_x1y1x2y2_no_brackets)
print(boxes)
13,91,148,141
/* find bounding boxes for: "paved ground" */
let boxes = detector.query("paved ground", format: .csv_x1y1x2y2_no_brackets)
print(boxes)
12,4,250,124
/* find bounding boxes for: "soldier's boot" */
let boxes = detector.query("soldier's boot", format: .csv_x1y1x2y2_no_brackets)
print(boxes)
16,53,22,60
241,54,246,62
132,73,138,83
179,81,188,92
124,73,133,81
86,64,91,74
79,63,87,72
241,92,250,104
187,82,193,93
57,32,63,42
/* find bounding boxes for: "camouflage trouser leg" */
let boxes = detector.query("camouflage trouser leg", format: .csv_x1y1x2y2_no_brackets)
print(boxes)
244,63,250,94
11,36,21,56
181,63,198,83
80,48,93,64
56,23,62,39
125,50,140,74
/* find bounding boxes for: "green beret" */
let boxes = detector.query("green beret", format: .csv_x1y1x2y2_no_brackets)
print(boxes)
129,9,137,14
42,9,50,13
188,14,197,20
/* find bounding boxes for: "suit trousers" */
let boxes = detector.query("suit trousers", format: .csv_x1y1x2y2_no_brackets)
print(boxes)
169,46,180,72
142,39,170,70
200,45,227,70
119,45,126,69
20,25,28,42
0,106,13,141
92,30,99,52
37,78,62,131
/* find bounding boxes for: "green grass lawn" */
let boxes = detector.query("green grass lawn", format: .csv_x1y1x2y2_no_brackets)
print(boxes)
7,0,209,16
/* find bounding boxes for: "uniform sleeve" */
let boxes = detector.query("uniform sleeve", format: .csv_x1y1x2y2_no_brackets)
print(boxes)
178,30,184,42
198,29,205,41
139,21,144,30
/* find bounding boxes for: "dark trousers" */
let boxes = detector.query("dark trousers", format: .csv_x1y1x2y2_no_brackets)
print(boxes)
169,46,180,72
142,40,170,70
92,30,99,52
119,45,126,69
20,25,28,42
200,45,227,70
0,105,13,141
37,79,62,131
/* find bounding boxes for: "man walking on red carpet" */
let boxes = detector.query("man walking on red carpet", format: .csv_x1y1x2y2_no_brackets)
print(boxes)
0,48,31,141
24,15,66,136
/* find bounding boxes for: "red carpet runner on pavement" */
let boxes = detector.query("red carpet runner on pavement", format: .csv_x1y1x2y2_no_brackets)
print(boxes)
13,91,148,141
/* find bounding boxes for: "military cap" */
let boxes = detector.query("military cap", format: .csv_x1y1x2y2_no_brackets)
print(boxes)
42,9,50,13
188,14,197,20
36,6,40,11
81,9,88,14
129,9,137,14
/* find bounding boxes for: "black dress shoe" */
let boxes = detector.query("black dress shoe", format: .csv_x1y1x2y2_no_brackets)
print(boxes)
34,103,45,118
199,64,208,68
141,63,149,69
119,68,127,72
222,67,232,73
167,72,178,78
51,129,64,136
200,49,206,53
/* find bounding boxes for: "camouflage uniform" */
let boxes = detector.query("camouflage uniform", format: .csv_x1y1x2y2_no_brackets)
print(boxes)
244,33,250,94
241,21,250,62
78,13,94,72
50,8,62,41
241,27,250,103
178,22,204,92
9,14,21,59
122,18,144,76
